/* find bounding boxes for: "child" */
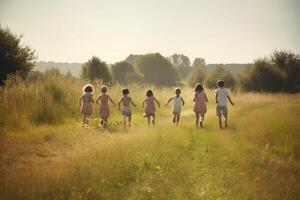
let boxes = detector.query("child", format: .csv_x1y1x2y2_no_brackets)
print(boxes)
142,90,160,126
96,85,116,128
118,88,137,127
79,84,94,124
193,83,208,128
165,88,185,125
215,80,234,128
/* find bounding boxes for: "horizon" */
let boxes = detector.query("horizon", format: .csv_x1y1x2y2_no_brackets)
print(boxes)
1,0,299,64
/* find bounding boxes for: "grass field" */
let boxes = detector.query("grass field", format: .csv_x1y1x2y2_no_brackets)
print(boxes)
0,76,299,199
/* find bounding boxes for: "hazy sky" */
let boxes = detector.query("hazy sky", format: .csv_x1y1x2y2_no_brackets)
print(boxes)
1,0,299,64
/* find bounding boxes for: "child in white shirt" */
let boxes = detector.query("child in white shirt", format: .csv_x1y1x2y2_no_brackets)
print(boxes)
165,88,185,125
215,80,234,128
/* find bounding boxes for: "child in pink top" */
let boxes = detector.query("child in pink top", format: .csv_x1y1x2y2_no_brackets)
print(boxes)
193,83,208,128
142,90,160,127
96,85,116,128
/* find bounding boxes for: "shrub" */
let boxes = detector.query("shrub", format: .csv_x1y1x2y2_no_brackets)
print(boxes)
81,57,111,83
204,65,236,89
187,65,206,87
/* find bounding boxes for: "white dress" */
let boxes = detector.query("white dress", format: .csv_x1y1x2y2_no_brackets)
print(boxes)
173,96,182,114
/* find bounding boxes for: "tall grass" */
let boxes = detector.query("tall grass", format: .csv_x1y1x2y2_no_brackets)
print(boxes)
0,71,299,199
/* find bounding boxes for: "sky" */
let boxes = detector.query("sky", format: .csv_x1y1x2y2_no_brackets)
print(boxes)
0,0,299,64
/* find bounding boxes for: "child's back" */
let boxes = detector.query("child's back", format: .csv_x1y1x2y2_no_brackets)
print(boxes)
215,87,230,106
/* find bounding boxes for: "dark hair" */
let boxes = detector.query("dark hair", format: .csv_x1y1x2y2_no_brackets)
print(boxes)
146,90,153,97
122,88,129,95
194,83,204,92
217,80,225,87
175,88,181,94
83,84,94,93
101,85,107,93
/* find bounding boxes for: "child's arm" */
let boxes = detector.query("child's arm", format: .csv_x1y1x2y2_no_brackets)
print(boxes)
165,97,174,106
154,97,160,107
91,94,94,103
215,93,218,104
108,96,116,106
79,95,83,110
142,98,146,108
204,92,208,102
96,95,101,104
181,97,185,106
129,97,137,107
227,96,234,105
118,98,122,110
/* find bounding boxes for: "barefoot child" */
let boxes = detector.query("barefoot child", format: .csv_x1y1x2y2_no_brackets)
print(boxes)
165,88,185,124
193,83,208,128
96,85,116,128
118,88,137,127
142,90,160,127
215,80,234,128
79,84,94,124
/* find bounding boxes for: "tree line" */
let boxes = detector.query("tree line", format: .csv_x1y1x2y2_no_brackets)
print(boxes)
1,25,300,93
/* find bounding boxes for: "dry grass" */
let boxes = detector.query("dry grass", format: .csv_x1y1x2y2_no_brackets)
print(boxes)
0,74,299,199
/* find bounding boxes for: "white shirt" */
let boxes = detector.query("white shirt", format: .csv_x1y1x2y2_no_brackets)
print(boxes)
215,88,230,106
173,96,182,112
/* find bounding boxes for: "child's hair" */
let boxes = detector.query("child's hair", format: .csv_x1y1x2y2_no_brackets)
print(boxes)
101,85,108,93
146,90,153,97
194,83,204,92
82,84,94,93
175,88,181,94
217,80,225,87
122,88,129,95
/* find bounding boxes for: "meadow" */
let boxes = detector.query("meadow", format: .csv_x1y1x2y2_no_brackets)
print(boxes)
0,72,299,200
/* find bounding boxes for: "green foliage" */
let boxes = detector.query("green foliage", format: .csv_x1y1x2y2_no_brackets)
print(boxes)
239,50,300,93
136,53,179,86
239,59,285,92
169,54,192,78
205,65,236,89
271,50,300,93
192,57,206,67
0,25,36,84
81,56,111,83
187,65,206,87
111,61,140,84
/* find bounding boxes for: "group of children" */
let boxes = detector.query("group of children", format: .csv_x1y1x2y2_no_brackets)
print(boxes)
79,80,234,129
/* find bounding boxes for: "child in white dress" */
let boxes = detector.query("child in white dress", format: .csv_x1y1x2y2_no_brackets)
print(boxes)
165,88,185,124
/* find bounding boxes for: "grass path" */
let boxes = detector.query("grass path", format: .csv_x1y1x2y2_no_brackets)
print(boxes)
0,93,300,199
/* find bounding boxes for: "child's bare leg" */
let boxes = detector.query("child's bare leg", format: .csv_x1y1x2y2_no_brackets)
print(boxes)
224,116,228,127
147,116,151,127
152,115,155,125
195,113,199,127
104,117,108,128
172,114,176,123
218,116,222,129
83,114,87,124
128,116,131,127
123,116,126,127
200,114,204,128
176,114,180,125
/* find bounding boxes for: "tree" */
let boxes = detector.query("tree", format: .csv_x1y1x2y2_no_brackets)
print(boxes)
80,56,111,83
111,61,140,84
271,50,300,93
205,65,236,89
187,65,206,87
192,57,206,67
136,53,179,86
239,58,286,92
0,25,36,84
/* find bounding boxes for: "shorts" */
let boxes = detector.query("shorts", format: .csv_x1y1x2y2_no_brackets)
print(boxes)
216,106,228,117
122,106,131,117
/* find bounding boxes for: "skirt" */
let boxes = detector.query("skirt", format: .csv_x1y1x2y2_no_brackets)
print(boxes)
81,102,93,115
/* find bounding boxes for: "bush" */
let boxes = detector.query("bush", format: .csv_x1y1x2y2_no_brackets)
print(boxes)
111,61,141,84
0,25,36,84
136,53,179,86
204,65,236,89
239,59,285,92
187,65,206,87
81,57,111,83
